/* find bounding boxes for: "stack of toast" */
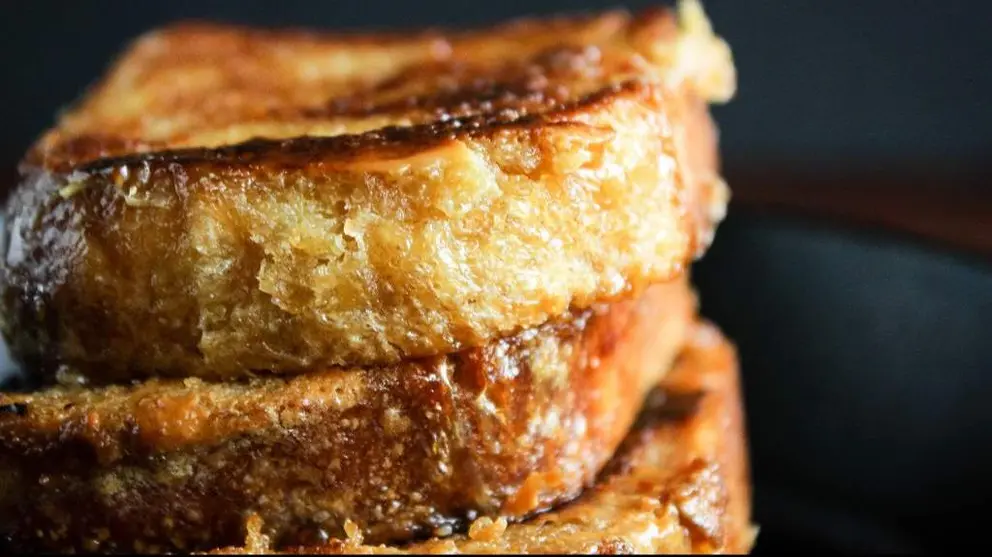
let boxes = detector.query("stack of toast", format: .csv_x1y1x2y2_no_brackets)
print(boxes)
0,0,755,553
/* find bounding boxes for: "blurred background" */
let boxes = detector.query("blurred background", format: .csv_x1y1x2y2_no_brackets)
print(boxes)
2,1,991,553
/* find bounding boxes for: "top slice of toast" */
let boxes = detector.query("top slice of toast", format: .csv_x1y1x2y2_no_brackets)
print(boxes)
29,0,733,170
3,1,736,382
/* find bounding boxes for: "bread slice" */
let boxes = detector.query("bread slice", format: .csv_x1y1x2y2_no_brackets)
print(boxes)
208,322,755,554
0,279,696,553
1,0,735,383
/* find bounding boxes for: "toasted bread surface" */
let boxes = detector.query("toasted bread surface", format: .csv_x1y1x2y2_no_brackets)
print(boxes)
0,280,695,553
207,321,754,554
1,1,735,382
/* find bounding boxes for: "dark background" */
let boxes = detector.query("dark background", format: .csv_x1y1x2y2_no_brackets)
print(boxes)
3,1,992,554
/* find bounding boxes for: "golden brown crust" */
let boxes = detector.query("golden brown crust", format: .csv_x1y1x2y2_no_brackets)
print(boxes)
1,2,735,383
28,3,732,169
0,280,696,553
206,321,754,554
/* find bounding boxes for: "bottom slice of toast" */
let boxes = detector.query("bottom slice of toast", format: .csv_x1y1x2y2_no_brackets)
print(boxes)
210,321,756,555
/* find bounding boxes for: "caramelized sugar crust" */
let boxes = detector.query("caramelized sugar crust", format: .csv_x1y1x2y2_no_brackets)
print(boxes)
1,2,735,382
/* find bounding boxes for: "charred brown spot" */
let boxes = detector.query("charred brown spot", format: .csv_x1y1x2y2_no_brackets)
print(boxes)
635,387,704,426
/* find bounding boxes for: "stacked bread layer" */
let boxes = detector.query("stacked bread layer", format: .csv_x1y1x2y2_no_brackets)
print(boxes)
0,280,696,552
208,323,755,555
2,0,733,384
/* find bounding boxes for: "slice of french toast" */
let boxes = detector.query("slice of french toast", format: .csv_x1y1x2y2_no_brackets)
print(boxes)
0,280,696,553
208,322,755,554
1,0,735,382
